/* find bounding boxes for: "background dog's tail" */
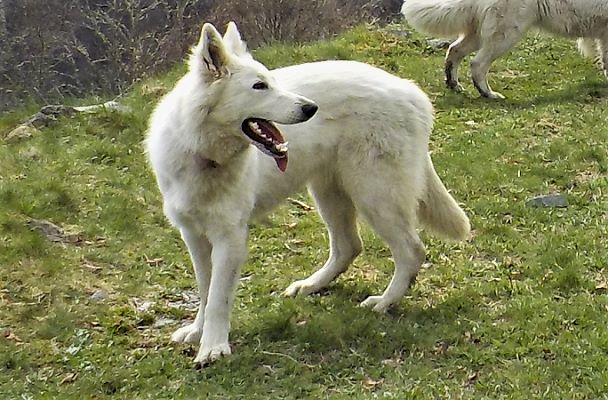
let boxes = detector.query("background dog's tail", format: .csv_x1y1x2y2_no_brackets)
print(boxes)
577,38,599,58
417,153,470,241
577,38,603,66
401,0,476,38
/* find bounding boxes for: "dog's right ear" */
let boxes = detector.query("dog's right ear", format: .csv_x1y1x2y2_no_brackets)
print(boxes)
193,23,230,79
223,21,251,59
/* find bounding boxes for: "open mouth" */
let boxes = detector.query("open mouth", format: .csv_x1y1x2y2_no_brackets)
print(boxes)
241,118,288,172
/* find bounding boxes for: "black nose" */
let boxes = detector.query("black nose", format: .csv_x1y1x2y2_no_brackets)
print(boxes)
301,103,318,119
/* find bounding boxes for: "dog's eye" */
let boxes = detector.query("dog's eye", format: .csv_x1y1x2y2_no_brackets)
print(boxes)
252,81,269,90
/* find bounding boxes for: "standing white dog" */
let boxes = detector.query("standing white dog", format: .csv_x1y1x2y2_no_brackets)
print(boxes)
401,0,608,98
146,22,470,366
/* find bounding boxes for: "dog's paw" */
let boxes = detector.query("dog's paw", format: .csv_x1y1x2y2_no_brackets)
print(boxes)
447,81,464,93
171,323,203,344
194,342,231,366
485,91,505,100
282,279,320,297
359,296,391,313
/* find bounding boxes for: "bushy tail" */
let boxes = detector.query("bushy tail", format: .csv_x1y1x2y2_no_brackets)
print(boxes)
401,0,477,38
418,154,470,240
577,38,599,58
577,38,603,66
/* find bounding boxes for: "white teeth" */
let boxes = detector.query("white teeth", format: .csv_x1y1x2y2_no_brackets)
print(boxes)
275,143,288,153
248,120,287,154
249,121,263,135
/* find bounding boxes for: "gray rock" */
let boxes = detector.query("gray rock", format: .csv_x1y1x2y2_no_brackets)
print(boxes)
525,194,568,208
27,105,76,128
5,123,39,142
26,218,82,244
427,38,452,49
90,290,108,302
5,102,130,143
153,317,177,328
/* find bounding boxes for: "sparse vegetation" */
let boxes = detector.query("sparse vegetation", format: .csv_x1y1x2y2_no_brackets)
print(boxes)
1,25,608,399
0,0,400,111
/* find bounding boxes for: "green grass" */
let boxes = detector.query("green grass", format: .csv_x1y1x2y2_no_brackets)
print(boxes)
1,25,608,399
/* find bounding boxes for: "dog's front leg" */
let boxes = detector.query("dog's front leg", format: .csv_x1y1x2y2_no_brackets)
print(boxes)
171,227,212,345
195,226,248,365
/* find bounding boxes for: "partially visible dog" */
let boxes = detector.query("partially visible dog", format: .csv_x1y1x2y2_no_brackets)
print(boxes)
146,22,470,366
401,0,608,98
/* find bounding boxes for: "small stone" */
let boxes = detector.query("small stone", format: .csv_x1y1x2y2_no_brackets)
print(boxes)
90,290,108,302
428,38,452,49
152,317,176,328
26,218,82,244
525,194,568,208
382,26,411,39
5,124,39,142
135,300,154,312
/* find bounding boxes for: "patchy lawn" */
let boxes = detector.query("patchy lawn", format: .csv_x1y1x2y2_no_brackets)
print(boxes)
1,25,607,399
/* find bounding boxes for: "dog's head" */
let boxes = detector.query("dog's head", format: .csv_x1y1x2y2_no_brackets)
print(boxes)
190,22,318,172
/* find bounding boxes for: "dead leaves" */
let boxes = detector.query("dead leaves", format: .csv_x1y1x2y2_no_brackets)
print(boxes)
363,376,384,390
60,372,78,385
144,255,164,267
3,329,22,343
287,197,314,211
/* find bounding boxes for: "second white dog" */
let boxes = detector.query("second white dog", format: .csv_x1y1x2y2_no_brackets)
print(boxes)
146,22,470,366
402,0,608,98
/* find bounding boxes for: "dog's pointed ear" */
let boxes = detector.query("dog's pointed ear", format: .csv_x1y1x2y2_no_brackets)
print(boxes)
223,21,250,58
194,23,230,79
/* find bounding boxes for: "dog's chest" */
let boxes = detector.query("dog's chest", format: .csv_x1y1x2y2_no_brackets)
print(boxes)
176,152,248,196
193,153,220,171
160,149,258,225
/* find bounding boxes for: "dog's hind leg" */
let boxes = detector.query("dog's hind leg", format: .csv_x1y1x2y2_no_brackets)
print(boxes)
171,227,212,345
445,33,480,92
470,26,525,99
283,176,362,297
358,202,425,313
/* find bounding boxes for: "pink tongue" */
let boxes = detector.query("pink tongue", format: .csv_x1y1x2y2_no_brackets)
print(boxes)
275,155,288,172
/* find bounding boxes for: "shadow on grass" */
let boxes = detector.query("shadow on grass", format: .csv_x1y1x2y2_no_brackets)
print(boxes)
240,282,484,362
434,80,608,111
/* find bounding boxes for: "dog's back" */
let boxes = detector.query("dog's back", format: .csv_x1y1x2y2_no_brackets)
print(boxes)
251,60,434,217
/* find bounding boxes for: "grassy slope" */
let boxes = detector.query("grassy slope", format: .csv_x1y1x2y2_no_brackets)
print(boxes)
1,25,607,399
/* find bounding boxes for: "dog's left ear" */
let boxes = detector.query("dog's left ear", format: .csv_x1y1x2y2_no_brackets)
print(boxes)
223,21,250,58
194,23,231,79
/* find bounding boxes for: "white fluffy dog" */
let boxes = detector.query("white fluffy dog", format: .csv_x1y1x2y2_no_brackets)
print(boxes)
146,22,470,365
402,0,608,98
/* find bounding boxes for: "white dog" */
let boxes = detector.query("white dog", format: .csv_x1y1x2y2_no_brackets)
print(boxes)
146,22,470,366
401,0,608,98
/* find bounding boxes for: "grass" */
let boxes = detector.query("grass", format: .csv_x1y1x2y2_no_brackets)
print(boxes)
1,24,608,399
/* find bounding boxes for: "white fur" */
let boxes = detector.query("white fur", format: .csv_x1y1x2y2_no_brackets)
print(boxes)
146,22,470,366
401,0,608,98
